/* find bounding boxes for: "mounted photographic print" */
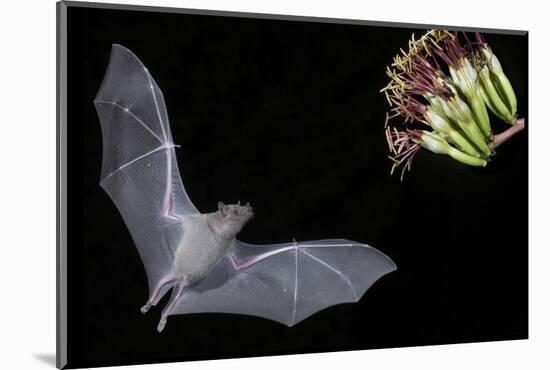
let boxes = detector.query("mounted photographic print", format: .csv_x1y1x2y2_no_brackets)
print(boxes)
57,1,528,368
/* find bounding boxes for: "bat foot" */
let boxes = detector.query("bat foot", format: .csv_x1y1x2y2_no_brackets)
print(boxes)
157,317,167,332
140,303,152,314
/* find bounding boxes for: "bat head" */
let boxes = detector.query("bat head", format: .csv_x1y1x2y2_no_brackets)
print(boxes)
217,201,254,236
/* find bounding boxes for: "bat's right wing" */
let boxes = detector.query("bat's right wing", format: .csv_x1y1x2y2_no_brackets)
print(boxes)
173,239,396,326
94,44,198,296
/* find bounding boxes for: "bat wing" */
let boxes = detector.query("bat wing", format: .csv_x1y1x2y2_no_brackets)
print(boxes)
173,239,396,326
94,44,198,295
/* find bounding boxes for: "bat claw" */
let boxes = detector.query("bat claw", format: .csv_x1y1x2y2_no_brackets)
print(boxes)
140,302,152,314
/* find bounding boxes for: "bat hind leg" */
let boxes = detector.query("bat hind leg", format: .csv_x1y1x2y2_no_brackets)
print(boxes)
157,279,186,332
140,303,152,314
141,274,176,314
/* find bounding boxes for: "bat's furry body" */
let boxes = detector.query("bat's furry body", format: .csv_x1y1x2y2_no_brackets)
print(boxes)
174,203,253,283
94,44,396,332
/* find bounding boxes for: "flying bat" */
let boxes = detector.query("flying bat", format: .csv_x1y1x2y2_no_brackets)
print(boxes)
94,44,396,332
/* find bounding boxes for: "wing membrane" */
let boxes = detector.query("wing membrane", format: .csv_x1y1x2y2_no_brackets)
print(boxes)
173,239,396,326
94,44,199,293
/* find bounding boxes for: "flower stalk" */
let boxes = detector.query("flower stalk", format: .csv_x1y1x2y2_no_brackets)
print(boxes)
490,118,525,149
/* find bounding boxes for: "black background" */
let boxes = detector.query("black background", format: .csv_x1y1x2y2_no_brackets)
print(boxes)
67,4,528,369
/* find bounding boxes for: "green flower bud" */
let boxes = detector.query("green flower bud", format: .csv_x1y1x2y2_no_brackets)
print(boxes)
438,96,492,156
479,65,514,122
481,47,518,124
470,90,491,138
420,131,487,167
449,59,477,97
448,60,491,138
424,108,480,157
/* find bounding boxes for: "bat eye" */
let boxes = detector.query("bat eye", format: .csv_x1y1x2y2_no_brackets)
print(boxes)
233,209,238,215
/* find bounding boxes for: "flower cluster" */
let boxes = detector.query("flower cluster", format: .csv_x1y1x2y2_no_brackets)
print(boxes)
382,30,523,179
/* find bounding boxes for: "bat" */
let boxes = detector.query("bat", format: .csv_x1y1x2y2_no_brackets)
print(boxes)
94,44,397,332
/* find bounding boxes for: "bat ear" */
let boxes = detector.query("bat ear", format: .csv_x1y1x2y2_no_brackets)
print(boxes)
218,201,228,216
237,200,241,206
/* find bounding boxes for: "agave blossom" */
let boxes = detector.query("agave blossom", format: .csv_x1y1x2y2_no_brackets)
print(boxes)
381,30,525,179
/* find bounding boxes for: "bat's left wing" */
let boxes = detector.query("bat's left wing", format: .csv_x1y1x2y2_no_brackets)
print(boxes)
94,45,199,301
172,239,396,326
